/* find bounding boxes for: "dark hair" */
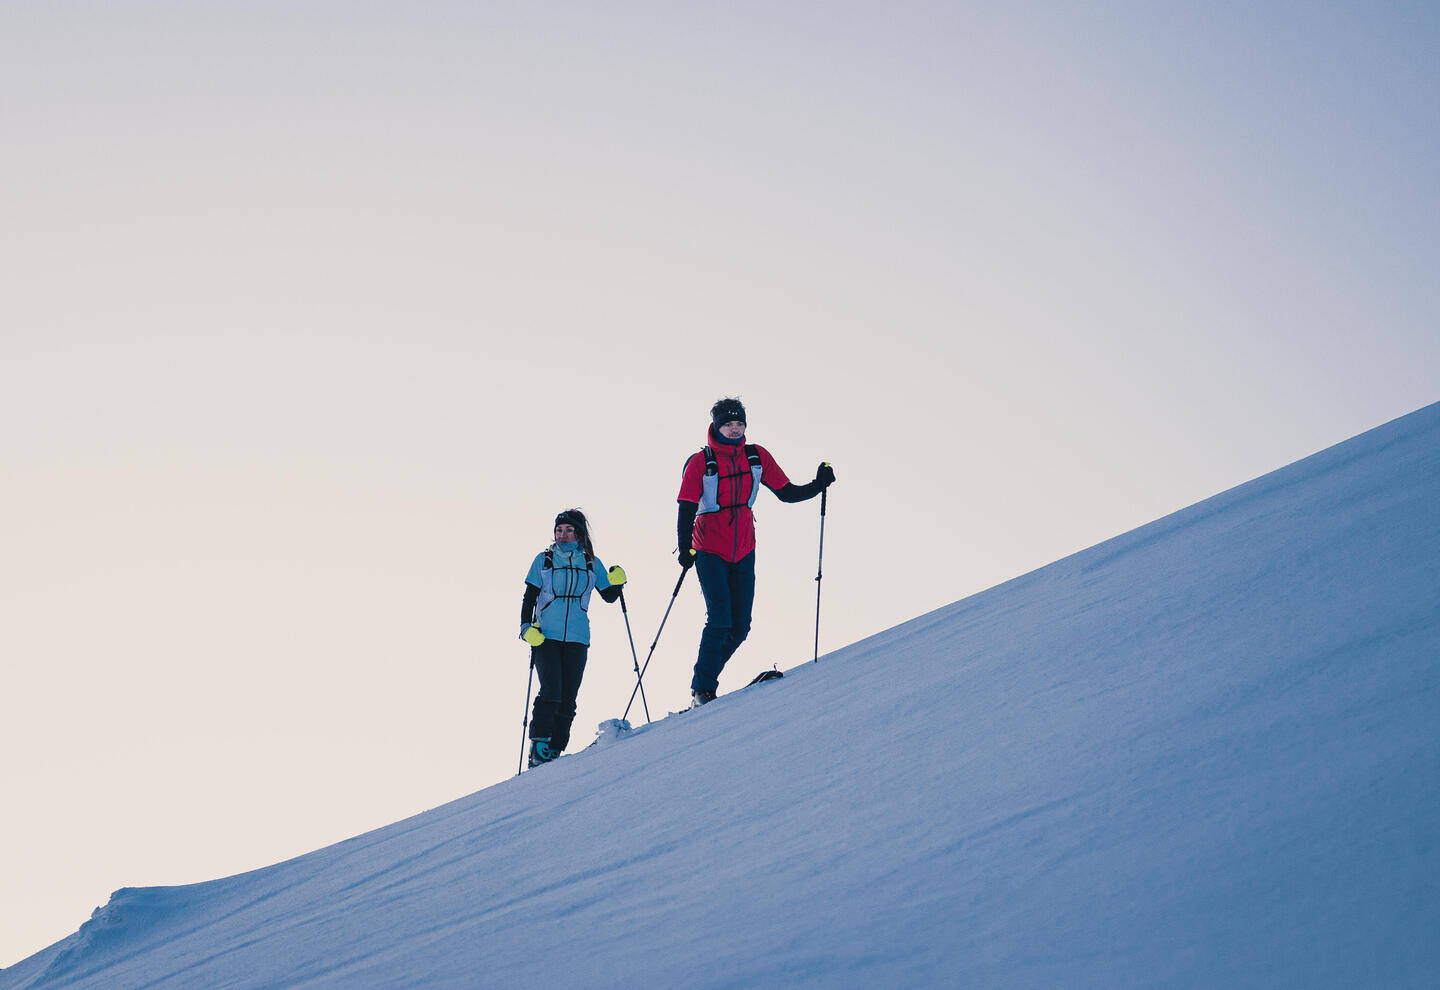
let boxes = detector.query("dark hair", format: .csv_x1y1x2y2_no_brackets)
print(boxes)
710,396,747,429
553,508,594,556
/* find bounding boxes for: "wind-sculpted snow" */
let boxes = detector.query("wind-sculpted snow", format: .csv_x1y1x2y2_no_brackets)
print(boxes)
4,402,1438,989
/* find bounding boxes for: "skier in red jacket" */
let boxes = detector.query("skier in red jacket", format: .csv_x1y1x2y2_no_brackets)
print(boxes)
676,397,835,707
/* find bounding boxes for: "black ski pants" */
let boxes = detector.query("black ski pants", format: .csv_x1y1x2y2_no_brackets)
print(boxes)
692,550,756,693
530,638,588,753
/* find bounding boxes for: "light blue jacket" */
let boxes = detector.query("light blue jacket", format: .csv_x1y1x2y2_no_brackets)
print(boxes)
522,543,612,645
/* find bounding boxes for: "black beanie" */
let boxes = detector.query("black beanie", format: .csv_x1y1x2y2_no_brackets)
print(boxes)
554,510,587,535
711,397,747,430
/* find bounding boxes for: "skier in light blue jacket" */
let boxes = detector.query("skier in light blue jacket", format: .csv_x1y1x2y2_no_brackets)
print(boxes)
519,509,627,767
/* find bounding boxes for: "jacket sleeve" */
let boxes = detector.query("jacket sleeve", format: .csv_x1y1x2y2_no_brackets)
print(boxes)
677,450,703,551
774,479,823,502
677,499,698,552
521,582,540,627
593,559,622,603
677,451,704,502
757,445,799,498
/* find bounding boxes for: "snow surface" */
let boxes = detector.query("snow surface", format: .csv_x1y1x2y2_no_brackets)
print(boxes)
4,403,1438,989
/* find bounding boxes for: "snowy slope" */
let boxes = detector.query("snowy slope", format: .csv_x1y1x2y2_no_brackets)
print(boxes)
4,403,1438,990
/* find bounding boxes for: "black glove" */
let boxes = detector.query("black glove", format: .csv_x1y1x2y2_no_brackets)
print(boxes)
815,462,836,488
678,546,696,570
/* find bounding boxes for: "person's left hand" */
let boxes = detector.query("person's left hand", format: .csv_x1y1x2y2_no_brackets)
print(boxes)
607,564,627,587
815,462,836,488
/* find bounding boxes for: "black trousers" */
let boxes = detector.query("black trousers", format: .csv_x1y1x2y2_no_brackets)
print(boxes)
530,639,588,753
692,550,756,693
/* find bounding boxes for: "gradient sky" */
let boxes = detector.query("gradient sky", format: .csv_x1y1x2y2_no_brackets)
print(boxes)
3,1,1437,967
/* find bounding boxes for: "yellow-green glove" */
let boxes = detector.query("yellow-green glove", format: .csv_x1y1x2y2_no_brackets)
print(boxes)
607,564,627,587
521,624,545,647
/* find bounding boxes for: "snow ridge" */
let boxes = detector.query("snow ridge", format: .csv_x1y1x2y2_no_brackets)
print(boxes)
4,402,1438,989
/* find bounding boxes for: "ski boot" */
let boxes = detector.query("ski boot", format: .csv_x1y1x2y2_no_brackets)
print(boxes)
527,737,558,769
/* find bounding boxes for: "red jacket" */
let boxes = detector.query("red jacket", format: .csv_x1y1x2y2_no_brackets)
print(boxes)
677,426,792,562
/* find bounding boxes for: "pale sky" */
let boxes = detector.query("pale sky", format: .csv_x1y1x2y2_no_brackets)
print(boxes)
3,1,1437,967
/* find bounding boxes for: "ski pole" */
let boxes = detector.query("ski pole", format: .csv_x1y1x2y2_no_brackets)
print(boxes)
518,653,536,775
622,565,690,721
813,481,828,662
618,588,651,724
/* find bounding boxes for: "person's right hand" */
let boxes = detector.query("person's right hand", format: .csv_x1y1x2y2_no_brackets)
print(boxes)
522,624,545,647
678,547,696,571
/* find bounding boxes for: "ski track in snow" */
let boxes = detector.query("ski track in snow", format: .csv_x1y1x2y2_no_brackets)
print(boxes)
3,402,1439,989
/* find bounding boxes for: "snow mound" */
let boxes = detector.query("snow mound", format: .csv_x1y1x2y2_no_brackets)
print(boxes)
588,717,633,748
4,401,1438,989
